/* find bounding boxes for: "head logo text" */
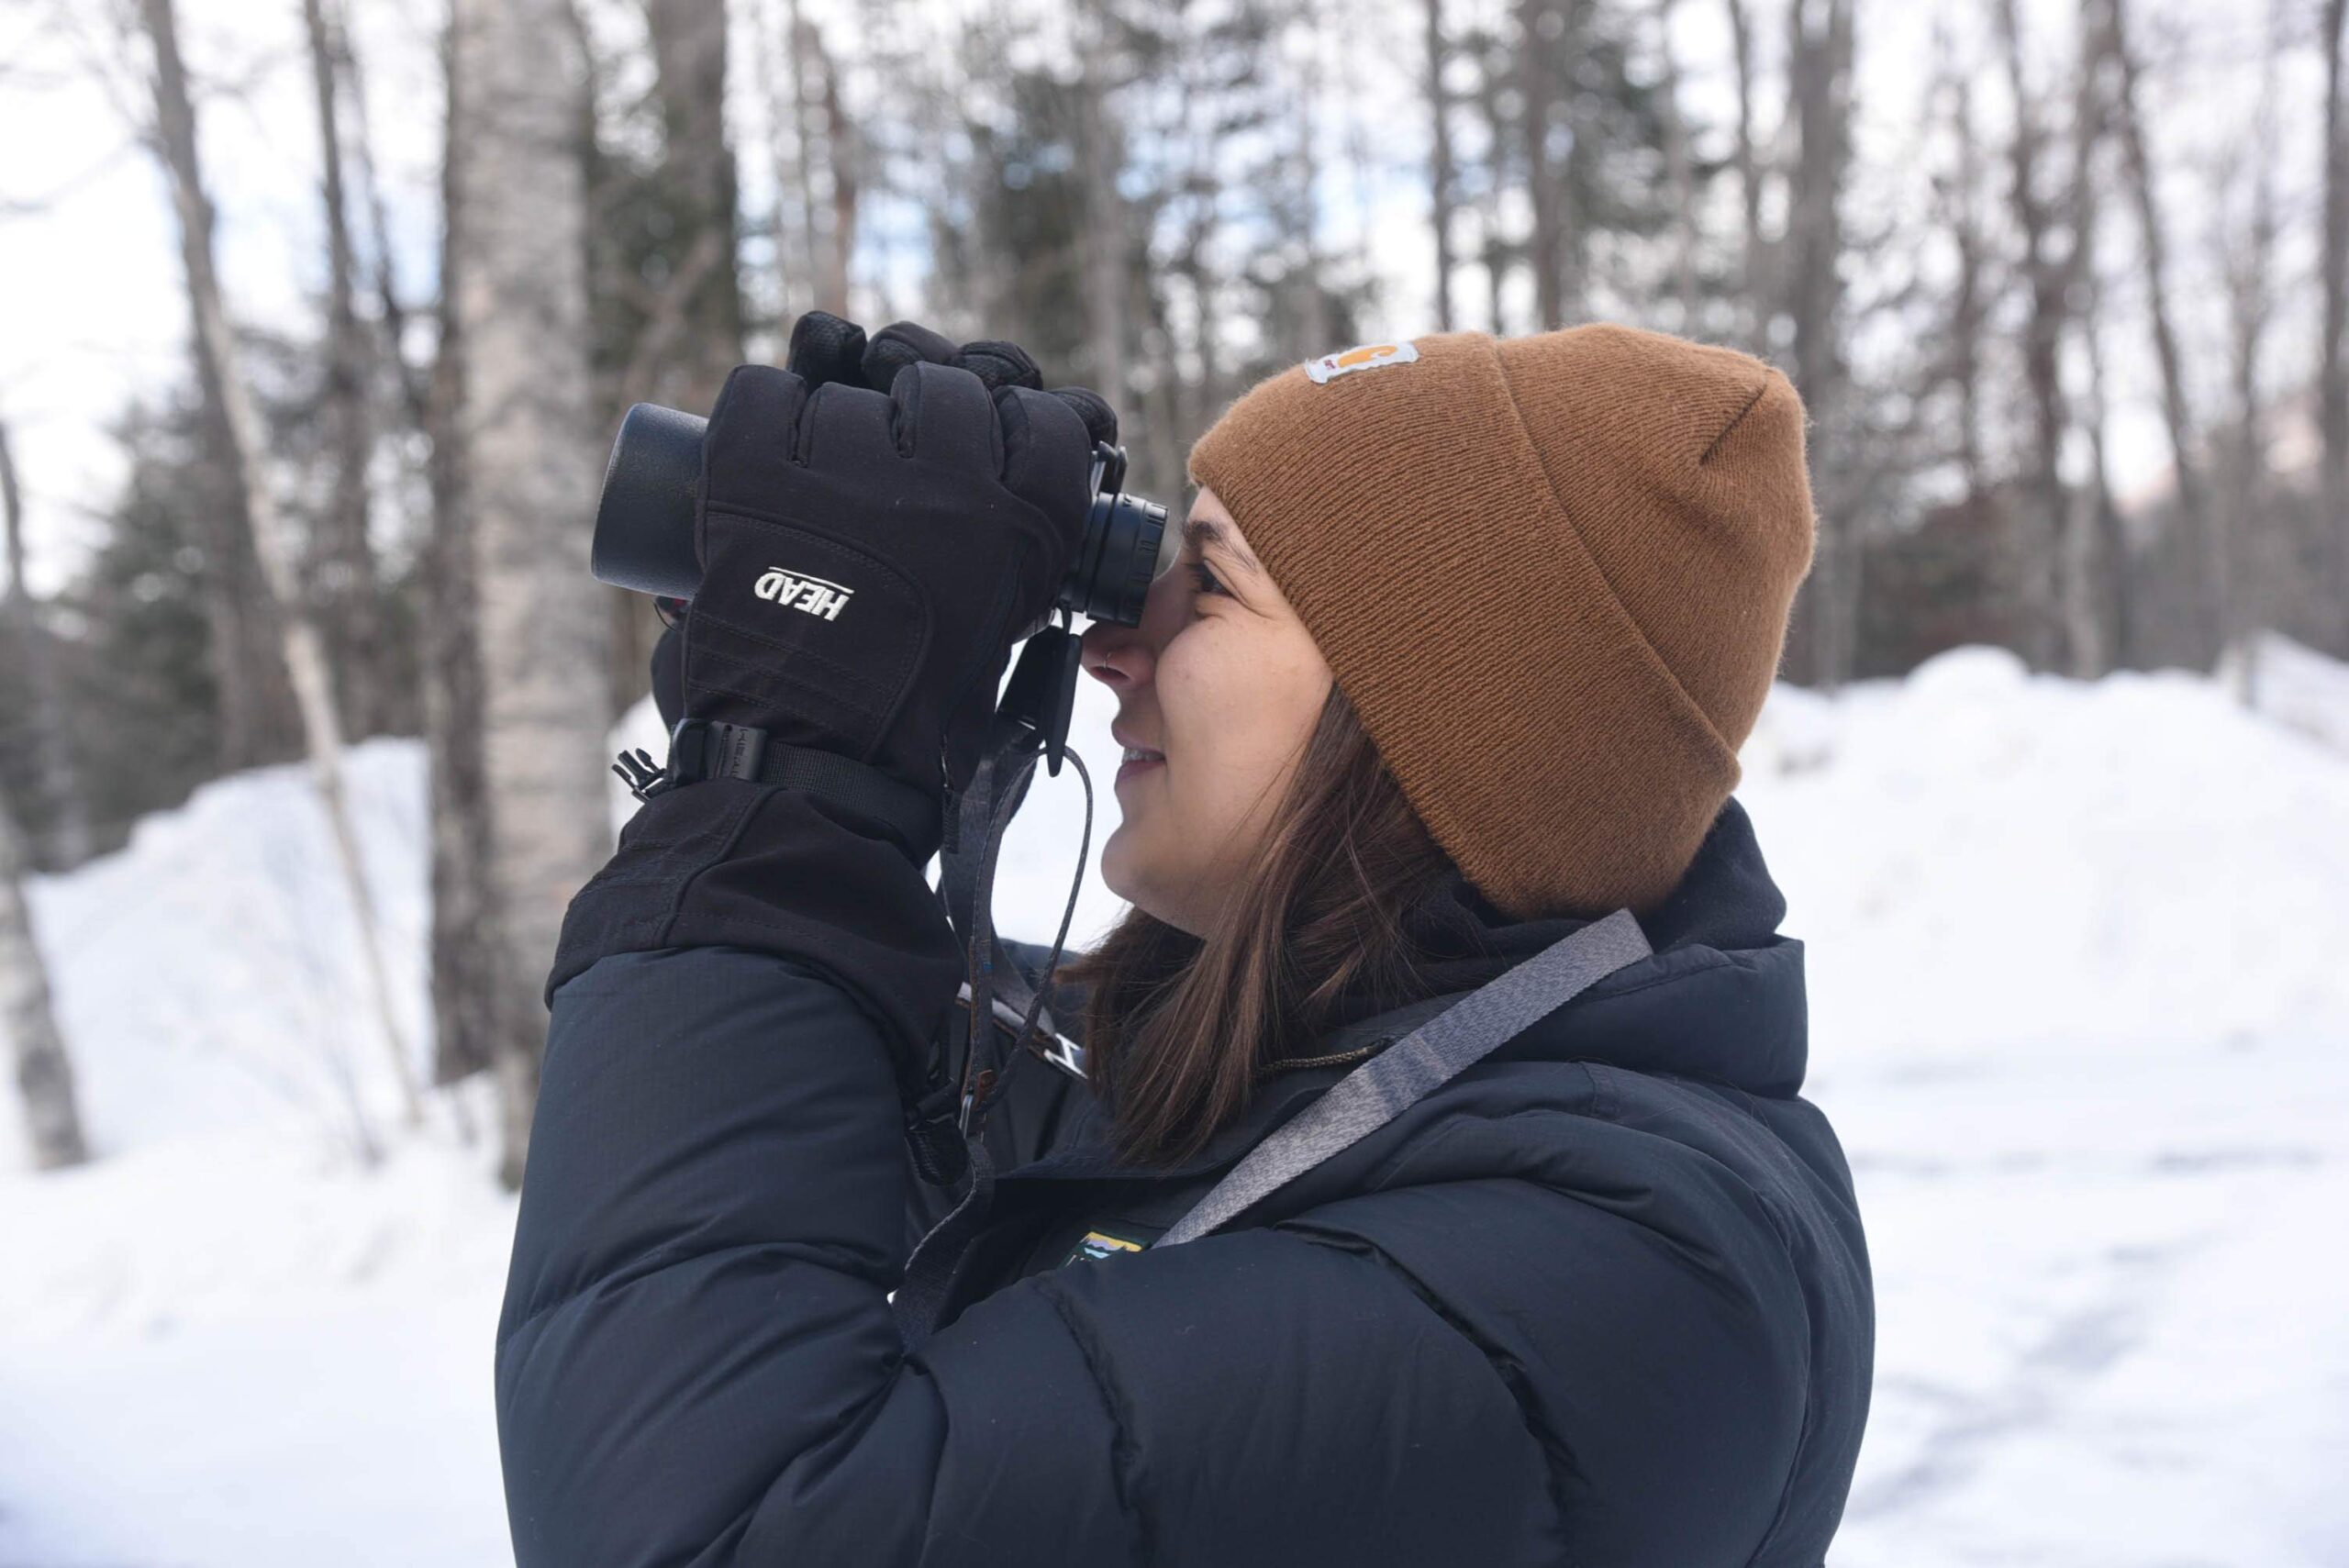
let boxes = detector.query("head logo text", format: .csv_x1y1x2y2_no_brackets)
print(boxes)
753,567,853,621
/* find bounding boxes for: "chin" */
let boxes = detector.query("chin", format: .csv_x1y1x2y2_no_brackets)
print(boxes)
1097,833,1140,906
1099,839,1174,929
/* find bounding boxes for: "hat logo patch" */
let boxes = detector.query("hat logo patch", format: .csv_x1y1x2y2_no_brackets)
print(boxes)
1304,340,1419,384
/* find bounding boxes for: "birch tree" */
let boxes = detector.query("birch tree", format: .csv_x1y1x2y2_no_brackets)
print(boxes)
447,0,613,1189
0,416,89,1172
138,0,418,1135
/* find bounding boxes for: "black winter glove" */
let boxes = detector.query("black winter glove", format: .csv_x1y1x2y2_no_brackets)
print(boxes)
676,314,1110,837
643,317,1114,752
551,314,1116,1092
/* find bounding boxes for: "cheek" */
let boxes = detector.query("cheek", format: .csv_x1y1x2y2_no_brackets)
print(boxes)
1154,628,1241,771
1162,624,1323,806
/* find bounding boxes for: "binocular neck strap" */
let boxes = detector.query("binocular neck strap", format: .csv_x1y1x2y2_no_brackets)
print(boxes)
897,687,1097,1352
1153,909,1653,1249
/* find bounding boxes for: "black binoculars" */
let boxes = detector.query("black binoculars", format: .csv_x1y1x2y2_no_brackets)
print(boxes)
590,402,1177,641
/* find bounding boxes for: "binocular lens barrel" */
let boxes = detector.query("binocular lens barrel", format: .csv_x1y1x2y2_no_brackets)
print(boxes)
593,404,709,600
591,401,1177,632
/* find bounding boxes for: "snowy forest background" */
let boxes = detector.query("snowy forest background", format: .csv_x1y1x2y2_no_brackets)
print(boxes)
3,0,2348,1562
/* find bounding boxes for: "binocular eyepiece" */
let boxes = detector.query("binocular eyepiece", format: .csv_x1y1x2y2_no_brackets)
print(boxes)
591,401,1177,641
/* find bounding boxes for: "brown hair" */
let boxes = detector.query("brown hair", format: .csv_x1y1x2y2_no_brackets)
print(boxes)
1054,680,1463,1167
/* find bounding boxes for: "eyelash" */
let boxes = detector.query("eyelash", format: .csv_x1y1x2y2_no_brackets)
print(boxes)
1187,559,1227,597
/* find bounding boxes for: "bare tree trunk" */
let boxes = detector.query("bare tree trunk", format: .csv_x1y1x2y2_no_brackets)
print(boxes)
2,411,91,1172
2219,0,2285,701
339,4,429,432
136,13,300,773
2101,0,2215,662
2323,0,2349,646
1176,27,1225,417
449,0,613,1191
0,795,85,1172
194,450,282,768
1932,29,1987,510
757,0,806,310
1725,0,1765,350
2076,212,2133,668
140,0,415,1141
816,26,859,316
1783,0,1852,406
1655,0,1700,328
302,0,389,739
422,13,501,1102
785,0,829,311
2069,0,2122,670
0,420,91,871
1285,1,1334,360
1996,0,2071,672
1077,0,1130,406
644,0,744,414
1425,0,1458,332
1516,0,1568,328
1476,31,1511,332
1783,0,1856,687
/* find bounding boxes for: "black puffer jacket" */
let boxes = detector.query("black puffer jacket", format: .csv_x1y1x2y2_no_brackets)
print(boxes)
497,795,1873,1567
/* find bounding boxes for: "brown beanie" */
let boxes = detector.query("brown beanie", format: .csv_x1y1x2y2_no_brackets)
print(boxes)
1186,326,1814,919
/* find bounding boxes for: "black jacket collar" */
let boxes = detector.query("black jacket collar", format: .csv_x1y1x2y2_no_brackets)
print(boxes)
1019,796,1807,1185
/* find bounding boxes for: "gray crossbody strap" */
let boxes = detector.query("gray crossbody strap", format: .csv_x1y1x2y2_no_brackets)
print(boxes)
1153,909,1653,1249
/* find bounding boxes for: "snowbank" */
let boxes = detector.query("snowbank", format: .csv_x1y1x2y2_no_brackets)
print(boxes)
1743,647,2349,1566
1,739,432,1169
4,646,2347,1566
1744,645,2349,1062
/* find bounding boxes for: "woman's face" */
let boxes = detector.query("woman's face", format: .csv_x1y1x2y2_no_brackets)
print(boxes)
1078,487,1334,937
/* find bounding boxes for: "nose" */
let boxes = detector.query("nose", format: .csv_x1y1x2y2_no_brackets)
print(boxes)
1079,613,1151,692
1081,553,1186,690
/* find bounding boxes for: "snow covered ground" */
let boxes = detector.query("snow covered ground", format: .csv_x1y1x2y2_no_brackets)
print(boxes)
5,642,2348,1566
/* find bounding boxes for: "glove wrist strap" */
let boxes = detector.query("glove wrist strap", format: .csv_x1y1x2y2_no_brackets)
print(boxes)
614,717,943,862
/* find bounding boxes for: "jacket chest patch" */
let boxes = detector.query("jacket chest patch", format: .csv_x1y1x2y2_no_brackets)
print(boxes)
1063,1226,1153,1265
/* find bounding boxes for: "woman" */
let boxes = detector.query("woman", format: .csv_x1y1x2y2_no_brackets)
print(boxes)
498,314,1874,1566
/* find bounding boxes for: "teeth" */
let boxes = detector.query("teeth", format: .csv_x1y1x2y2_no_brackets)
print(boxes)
1122,747,1163,762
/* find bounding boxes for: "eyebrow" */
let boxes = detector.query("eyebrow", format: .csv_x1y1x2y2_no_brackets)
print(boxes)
1182,516,1262,576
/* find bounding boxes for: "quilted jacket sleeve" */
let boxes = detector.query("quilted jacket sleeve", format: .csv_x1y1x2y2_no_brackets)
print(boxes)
495,942,1563,1568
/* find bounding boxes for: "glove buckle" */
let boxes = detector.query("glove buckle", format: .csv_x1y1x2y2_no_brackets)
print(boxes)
613,717,771,804
612,747,669,802
664,717,769,786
